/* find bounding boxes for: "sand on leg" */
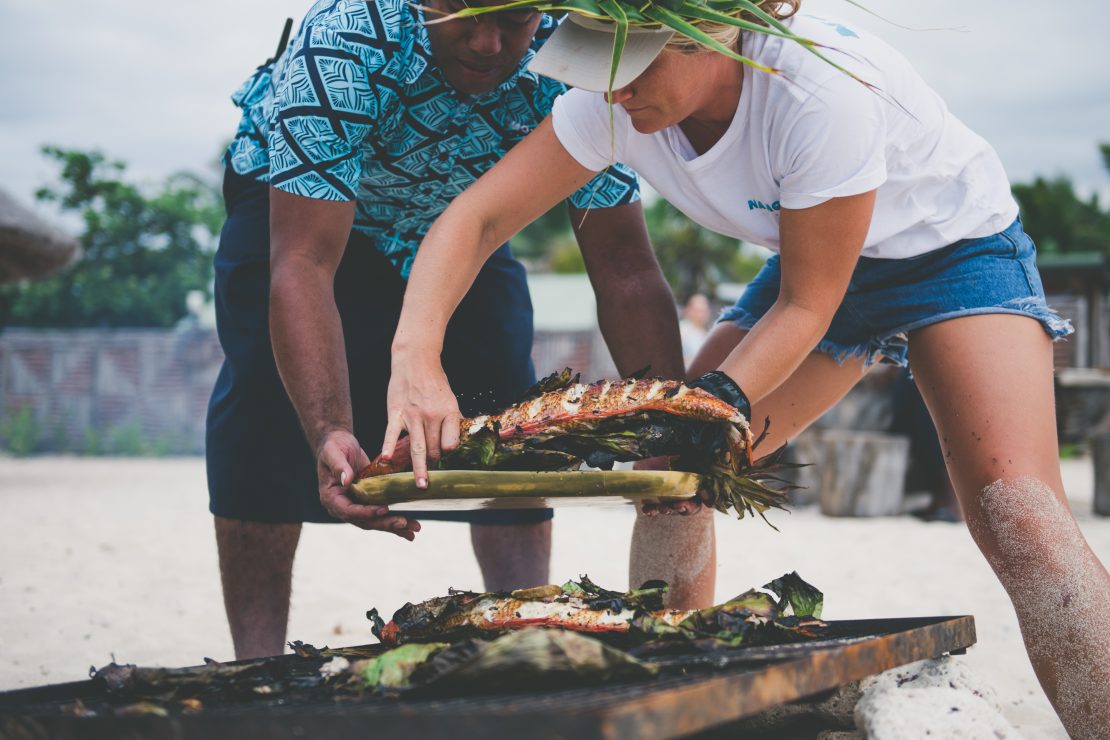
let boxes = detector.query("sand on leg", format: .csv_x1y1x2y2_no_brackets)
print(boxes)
908,313,1110,740
214,516,301,659
631,322,870,608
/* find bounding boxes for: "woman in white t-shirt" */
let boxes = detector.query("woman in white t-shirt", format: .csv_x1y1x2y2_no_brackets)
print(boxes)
381,3,1108,732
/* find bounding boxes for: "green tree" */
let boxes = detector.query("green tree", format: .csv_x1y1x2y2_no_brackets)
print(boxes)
645,198,763,299
1011,143,1110,255
0,147,223,328
512,204,573,261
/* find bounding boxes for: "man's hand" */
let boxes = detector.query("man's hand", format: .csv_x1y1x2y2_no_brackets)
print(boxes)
381,356,461,489
317,430,421,540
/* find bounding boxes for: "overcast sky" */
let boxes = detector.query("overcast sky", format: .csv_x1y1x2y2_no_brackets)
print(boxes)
2,0,1108,210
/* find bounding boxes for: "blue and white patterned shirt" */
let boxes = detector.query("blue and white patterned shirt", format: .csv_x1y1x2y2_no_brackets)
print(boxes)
226,0,640,277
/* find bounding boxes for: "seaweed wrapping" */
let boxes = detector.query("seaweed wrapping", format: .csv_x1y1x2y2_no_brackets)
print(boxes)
359,369,801,524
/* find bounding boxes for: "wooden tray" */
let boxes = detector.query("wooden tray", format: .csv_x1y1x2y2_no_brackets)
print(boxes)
348,470,702,510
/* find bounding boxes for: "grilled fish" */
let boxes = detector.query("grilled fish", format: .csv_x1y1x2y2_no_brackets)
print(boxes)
370,574,828,648
362,372,752,477
358,370,794,521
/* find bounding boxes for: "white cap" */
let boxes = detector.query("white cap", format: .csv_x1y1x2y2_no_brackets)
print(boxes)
528,14,674,92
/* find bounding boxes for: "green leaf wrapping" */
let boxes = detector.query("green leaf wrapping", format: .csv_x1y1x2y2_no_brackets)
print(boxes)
630,571,826,647
361,643,450,689
363,631,656,693
764,570,824,618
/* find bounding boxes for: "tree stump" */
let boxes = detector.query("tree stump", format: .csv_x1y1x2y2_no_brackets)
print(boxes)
817,430,910,517
785,430,826,507
1054,369,1110,516
1095,433,1110,517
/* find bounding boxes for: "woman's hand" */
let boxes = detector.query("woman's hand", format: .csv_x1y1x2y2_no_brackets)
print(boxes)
382,354,462,489
635,456,708,516
316,430,421,540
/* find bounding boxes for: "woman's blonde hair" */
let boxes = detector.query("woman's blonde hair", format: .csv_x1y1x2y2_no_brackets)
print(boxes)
668,0,801,53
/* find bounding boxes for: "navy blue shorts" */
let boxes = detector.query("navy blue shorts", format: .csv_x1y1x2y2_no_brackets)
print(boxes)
206,169,552,525
720,218,1072,367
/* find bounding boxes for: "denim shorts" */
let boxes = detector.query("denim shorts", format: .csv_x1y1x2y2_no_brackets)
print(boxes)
719,218,1073,367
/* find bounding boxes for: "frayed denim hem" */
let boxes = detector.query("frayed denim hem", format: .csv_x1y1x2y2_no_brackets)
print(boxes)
718,311,908,370
717,295,1074,370
882,297,1075,343
815,336,908,369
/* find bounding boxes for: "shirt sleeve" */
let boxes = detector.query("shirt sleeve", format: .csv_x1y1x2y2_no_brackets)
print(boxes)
567,163,641,209
267,17,388,201
551,89,620,172
775,73,889,210
552,90,640,208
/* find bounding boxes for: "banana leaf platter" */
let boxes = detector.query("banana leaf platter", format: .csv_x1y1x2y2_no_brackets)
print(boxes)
349,470,701,510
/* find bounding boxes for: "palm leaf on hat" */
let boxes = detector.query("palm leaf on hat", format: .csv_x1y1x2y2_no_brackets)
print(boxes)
424,0,882,99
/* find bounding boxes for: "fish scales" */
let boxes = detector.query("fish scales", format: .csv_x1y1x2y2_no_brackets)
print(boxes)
361,377,745,477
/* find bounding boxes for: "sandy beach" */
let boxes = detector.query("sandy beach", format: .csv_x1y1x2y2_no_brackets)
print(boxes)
1,455,1106,737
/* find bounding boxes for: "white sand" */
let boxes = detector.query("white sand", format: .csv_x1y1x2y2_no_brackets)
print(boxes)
1,456,1107,737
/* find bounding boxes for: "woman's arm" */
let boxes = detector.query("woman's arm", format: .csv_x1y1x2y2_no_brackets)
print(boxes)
716,190,876,403
384,117,597,486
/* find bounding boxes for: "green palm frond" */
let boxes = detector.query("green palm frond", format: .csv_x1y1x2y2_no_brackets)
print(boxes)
422,0,885,100
596,0,629,152
640,4,775,74
422,0,888,169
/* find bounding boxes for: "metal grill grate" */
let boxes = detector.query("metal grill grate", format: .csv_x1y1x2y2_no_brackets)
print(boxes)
0,616,975,740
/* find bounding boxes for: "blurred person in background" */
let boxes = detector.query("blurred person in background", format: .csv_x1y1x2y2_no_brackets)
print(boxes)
678,292,712,368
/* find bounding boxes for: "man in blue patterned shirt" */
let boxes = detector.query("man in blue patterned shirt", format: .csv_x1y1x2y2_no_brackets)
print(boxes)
207,0,686,660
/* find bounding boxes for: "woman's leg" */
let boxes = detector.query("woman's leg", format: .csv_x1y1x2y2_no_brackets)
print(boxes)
908,314,1110,739
630,322,871,607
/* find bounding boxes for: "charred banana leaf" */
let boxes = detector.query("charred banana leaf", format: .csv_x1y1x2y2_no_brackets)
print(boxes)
631,571,827,648
371,572,827,650
358,629,656,694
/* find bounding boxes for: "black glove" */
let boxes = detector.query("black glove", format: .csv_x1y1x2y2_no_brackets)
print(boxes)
689,370,752,419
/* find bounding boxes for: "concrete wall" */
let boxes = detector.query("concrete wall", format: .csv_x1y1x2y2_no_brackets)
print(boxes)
0,328,223,454
0,327,614,455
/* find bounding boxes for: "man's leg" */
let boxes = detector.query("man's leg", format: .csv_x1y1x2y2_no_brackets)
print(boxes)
470,520,553,591
631,322,869,608
909,314,1110,739
214,517,302,660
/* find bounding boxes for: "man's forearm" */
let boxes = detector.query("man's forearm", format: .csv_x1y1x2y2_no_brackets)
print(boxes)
596,270,685,380
572,201,685,381
270,257,353,453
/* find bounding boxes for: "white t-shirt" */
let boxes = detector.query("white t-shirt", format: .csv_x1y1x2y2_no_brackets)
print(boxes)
551,14,1019,259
